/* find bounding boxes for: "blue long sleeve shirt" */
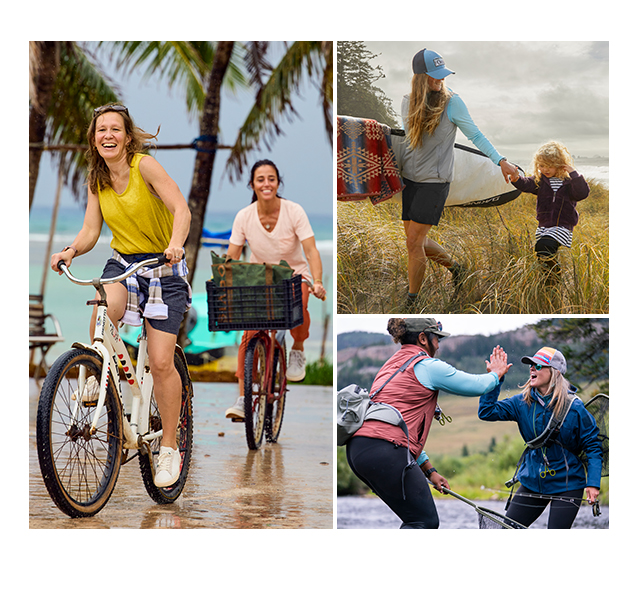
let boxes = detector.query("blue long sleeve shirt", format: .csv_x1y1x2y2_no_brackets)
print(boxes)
414,358,500,396
447,93,504,165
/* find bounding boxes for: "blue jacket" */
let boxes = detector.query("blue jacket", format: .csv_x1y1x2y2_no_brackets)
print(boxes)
478,384,602,494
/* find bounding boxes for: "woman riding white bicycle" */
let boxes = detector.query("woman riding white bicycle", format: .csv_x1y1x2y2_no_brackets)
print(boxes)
50,103,191,488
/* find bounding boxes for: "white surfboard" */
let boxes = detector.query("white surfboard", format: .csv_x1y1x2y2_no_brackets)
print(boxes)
390,132,521,208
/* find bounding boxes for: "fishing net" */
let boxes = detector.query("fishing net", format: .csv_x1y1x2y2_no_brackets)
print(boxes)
584,394,609,477
477,509,527,529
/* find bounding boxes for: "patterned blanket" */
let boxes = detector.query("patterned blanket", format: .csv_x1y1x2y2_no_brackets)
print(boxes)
337,116,404,205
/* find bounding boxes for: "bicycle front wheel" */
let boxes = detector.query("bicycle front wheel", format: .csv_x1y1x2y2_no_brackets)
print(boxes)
139,347,194,503
36,348,123,518
265,343,286,443
243,337,268,450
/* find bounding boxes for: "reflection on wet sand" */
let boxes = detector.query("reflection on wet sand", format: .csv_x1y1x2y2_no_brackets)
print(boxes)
29,379,332,529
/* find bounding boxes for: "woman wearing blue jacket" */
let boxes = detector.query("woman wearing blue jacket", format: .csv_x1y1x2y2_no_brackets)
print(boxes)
478,346,602,528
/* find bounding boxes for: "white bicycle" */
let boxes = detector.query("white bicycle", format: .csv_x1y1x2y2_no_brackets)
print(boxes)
36,255,194,518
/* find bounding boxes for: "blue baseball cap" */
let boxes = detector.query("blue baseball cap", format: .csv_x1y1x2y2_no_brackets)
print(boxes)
412,49,455,79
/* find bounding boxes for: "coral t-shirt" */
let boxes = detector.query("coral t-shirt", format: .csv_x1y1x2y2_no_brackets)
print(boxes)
230,199,314,281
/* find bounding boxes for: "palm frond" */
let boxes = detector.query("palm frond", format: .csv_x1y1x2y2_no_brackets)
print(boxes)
106,41,211,115
224,41,332,182
47,42,121,199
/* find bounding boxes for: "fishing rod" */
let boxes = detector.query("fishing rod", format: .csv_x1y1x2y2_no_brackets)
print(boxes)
480,486,602,517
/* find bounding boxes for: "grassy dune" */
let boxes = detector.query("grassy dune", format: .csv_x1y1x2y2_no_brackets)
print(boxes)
337,179,609,314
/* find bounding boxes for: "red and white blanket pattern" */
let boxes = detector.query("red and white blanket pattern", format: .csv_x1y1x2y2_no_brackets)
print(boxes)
337,116,404,205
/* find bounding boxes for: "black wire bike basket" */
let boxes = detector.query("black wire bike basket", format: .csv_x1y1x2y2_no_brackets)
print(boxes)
206,274,304,332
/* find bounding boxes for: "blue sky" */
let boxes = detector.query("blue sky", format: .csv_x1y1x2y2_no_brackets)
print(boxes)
31,42,333,218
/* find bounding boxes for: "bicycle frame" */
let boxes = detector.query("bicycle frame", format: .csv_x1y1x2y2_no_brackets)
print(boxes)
59,258,165,451
252,329,286,403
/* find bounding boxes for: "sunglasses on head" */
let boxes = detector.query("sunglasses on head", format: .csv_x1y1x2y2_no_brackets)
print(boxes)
93,104,129,118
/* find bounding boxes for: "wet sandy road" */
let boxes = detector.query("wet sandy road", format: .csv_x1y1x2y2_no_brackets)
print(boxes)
29,379,334,529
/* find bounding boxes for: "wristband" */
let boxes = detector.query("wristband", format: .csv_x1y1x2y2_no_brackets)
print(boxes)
425,467,437,476
314,279,323,284
63,246,77,257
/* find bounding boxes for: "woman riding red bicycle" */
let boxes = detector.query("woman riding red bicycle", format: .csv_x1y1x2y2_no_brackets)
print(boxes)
224,159,326,420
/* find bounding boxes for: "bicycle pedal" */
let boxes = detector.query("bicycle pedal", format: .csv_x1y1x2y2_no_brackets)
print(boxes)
231,417,245,423
83,401,98,408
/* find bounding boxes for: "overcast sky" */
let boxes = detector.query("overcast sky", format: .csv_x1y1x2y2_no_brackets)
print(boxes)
335,314,538,337
363,41,609,165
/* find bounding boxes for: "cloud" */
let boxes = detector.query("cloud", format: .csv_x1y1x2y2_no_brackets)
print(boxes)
361,41,609,160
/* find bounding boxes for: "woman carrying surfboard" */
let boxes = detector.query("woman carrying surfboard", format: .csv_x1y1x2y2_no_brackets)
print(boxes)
396,49,519,308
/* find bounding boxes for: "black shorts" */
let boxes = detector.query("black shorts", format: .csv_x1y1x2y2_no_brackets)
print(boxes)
401,178,450,225
101,253,189,336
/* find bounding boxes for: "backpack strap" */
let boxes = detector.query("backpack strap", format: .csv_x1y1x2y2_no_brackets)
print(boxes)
370,352,427,398
525,393,577,450
505,392,578,495
366,352,427,499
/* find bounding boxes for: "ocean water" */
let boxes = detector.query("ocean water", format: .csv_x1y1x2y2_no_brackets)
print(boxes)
29,206,334,364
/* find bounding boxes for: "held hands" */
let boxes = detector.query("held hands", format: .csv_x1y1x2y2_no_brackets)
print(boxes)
485,345,512,379
499,159,520,184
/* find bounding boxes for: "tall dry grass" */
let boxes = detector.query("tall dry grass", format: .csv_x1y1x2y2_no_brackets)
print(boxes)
337,179,608,314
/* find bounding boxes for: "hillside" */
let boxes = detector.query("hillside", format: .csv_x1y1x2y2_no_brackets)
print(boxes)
337,326,545,393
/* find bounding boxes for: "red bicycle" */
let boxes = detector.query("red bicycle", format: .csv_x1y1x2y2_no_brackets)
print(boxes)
207,274,304,449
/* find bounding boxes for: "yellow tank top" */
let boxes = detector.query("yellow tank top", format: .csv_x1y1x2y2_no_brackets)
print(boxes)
98,153,174,254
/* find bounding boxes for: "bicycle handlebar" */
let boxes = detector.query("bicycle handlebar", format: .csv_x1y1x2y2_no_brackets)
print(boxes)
301,278,326,302
57,255,170,287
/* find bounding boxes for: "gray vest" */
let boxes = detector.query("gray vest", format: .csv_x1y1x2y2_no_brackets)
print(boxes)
391,93,457,184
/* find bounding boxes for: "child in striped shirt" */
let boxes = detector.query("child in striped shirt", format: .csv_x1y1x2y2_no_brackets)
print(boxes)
512,141,590,270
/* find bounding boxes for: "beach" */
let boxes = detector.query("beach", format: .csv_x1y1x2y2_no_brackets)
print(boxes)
29,207,333,370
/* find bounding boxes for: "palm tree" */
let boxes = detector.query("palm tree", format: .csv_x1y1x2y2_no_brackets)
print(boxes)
29,41,121,211
29,40,333,342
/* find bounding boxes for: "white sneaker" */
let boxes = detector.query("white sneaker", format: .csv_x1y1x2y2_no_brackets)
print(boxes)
71,375,100,404
154,446,181,487
225,397,245,420
286,349,306,382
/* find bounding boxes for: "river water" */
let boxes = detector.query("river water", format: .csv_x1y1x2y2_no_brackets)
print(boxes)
338,495,609,529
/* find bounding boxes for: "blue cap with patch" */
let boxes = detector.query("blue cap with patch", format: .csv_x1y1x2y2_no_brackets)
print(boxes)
412,49,455,79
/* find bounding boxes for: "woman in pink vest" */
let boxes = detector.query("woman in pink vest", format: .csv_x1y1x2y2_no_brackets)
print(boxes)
346,317,512,528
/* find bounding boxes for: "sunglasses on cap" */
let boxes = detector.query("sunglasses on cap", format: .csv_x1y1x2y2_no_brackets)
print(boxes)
422,321,444,338
93,104,129,118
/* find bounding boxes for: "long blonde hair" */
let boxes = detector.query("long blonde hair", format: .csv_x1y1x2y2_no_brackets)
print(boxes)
405,74,452,150
86,104,158,194
521,367,572,419
531,140,574,184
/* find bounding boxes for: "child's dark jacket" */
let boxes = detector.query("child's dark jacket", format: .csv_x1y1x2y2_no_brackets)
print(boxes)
512,171,589,230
